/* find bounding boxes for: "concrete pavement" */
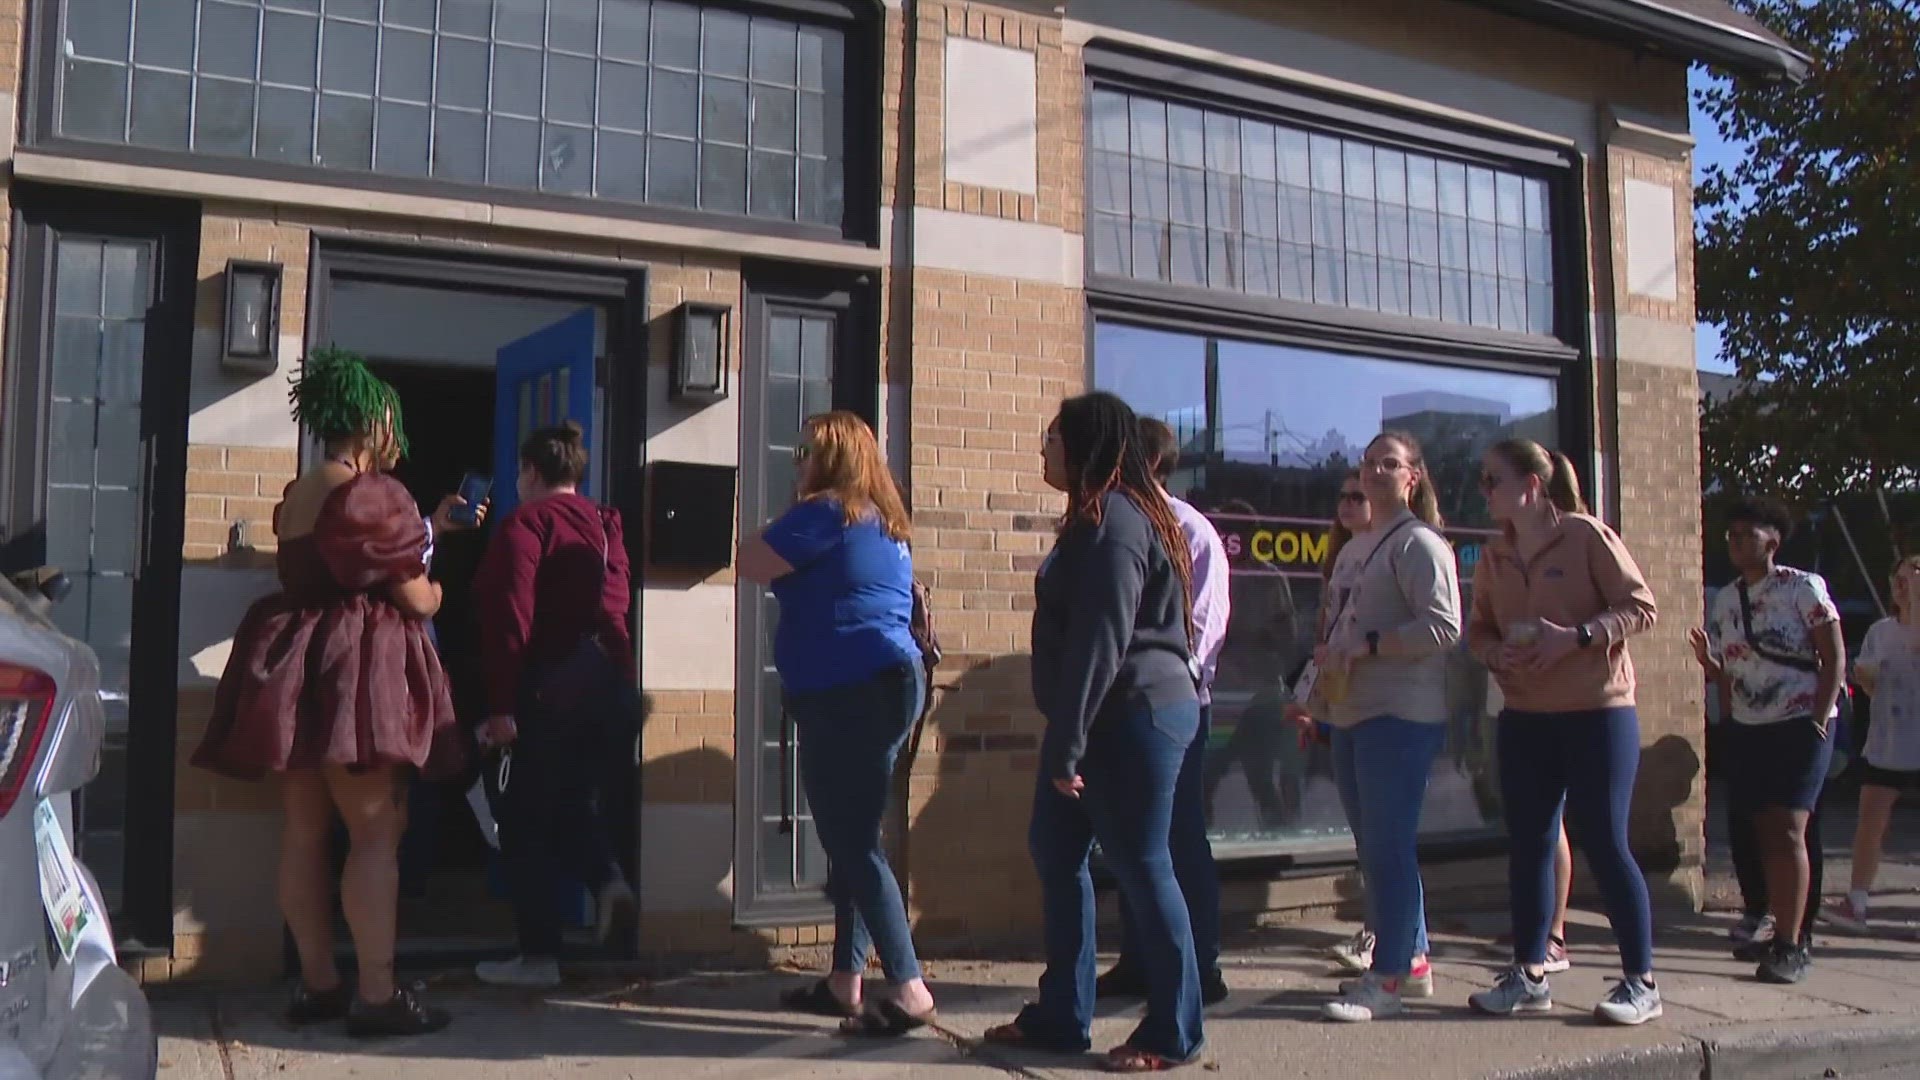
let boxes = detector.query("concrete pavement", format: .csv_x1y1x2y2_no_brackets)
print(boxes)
153,799,1920,1079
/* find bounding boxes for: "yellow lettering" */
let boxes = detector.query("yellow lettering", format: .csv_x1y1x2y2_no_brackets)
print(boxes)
1251,530,1274,563
1275,531,1300,563
1302,531,1329,565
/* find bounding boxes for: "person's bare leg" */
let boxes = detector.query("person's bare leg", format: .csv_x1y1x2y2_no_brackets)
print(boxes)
1851,785,1899,894
1552,819,1573,941
327,766,408,1003
280,770,341,992
1757,807,1812,946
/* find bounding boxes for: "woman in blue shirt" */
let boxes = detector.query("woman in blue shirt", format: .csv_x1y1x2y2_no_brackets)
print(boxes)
738,410,935,1036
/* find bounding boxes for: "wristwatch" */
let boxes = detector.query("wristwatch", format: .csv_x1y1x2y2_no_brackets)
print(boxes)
1576,624,1594,649
1365,630,1381,657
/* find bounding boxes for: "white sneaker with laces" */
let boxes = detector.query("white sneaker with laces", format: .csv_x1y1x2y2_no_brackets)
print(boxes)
1468,966,1553,1016
1322,971,1404,1023
1593,977,1662,1026
1327,930,1375,975
476,955,562,988
1819,895,1870,935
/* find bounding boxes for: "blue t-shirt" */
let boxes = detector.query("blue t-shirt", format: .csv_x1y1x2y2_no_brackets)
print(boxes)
763,497,919,693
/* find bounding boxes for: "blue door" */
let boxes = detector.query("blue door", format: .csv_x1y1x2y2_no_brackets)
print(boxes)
493,307,597,518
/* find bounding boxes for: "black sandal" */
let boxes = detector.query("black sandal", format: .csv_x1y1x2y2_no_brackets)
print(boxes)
781,979,859,1018
840,1000,937,1038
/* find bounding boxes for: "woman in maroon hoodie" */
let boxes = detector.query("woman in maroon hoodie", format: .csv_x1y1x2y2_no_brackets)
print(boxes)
471,422,638,988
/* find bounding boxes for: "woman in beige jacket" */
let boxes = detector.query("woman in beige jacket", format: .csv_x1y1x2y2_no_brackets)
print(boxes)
1463,438,1662,1027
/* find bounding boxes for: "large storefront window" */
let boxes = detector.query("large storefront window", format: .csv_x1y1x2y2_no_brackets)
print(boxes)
1095,321,1561,854
49,0,851,228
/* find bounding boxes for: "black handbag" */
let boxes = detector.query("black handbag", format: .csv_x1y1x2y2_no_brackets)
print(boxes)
527,510,620,716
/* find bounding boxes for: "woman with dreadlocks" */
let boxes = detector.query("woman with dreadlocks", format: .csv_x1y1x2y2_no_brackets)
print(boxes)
194,347,459,1038
984,392,1205,1073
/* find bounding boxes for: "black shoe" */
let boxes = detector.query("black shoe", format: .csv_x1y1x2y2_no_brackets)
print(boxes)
1732,937,1772,963
285,981,351,1025
1094,964,1146,1000
1202,968,1229,1006
1757,942,1811,985
347,986,451,1039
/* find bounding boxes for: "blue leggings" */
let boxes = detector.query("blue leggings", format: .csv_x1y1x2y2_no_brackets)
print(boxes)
1498,707,1654,976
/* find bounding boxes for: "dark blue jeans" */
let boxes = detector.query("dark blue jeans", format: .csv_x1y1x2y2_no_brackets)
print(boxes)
1021,695,1204,1062
787,662,926,983
1498,707,1655,975
497,727,619,957
1331,716,1445,977
1115,705,1220,977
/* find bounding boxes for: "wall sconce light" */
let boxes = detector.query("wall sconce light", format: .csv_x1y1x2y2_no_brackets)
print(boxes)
670,301,731,404
222,259,282,374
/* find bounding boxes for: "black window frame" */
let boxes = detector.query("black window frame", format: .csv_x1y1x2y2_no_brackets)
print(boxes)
1083,43,1596,490
20,0,886,247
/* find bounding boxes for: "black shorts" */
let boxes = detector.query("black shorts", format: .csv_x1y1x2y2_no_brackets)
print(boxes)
1858,761,1920,791
1724,716,1832,812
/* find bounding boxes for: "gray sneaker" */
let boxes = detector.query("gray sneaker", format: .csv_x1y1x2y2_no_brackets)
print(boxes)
1468,966,1552,1016
1594,977,1662,1026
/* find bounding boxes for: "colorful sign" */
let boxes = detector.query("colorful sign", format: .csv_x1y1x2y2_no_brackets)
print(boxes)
1207,511,1492,576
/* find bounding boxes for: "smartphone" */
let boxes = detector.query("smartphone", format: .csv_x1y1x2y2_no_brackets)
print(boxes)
452,472,492,526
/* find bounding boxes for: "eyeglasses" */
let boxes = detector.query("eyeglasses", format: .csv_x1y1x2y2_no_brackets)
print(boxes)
1361,455,1408,473
792,444,811,463
1338,491,1367,505
1478,471,1508,491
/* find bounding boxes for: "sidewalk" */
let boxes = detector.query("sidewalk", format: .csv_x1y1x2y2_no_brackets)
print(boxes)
154,805,1920,1080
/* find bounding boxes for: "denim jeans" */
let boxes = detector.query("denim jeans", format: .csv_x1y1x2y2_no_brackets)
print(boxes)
1498,708,1655,976
787,662,926,983
1330,716,1445,977
1116,705,1220,977
497,717,622,957
1022,694,1204,1062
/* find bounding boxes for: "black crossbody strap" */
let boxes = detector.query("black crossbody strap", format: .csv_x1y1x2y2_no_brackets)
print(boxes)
1736,579,1820,674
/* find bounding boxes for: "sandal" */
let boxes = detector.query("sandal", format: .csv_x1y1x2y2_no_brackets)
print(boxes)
1103,1045,1191,1073
780,979,859,1018
839,1000,937,1038
982,1020,1091,1053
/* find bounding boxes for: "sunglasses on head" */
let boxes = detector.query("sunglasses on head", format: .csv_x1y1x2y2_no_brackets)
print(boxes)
792,444,811,462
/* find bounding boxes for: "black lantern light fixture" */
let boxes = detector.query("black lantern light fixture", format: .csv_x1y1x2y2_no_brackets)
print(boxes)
222,259,283,374
670,301,731,404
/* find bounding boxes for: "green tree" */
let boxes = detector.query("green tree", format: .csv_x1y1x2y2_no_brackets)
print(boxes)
1694,0,1920,500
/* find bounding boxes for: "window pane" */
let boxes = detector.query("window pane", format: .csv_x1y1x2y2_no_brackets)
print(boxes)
751,20,797,83
385,0,437,30
701,9,750,77
597,129,647,198
62,60,130,143
1168,104,1204,167
1170,224,1205,286
492,45,543,115
195,77,256,156
602,0,651,62
648,136,697,205
495,0,546,46
700,142,747,213
702,77,748,144
650,69,699,137
652,1,701,68
440,0,491,35
317,92,374,169
432,107,486,181
320,20,376,93
1128,97,1166,161
487,114,540,187
1092,213,1129,277
545,53,597,123
549,0,598,53
750,84,795,151
201,2,262,80
256,85,315,162
69,0,132,61
436,37,490,110
599,62,649,131
129,69,192,150
749,151,795,218
134,0,196,68
379,27,434,103
798,89,824,155
376,100,431,175
262,11,321,88
1240,120,1275,181
541,124,594,193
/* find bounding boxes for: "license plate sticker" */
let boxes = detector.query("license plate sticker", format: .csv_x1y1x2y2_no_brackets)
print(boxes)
32,800,92,962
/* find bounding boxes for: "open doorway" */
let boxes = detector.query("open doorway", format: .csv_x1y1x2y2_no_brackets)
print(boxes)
311,260,631,958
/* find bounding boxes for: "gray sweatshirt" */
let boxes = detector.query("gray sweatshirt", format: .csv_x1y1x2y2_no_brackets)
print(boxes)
1328,509,1463,728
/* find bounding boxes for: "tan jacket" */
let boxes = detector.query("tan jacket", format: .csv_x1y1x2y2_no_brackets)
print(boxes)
1467,512,1658,713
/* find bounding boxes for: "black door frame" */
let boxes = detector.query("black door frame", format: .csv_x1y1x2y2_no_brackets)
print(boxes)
306,238,651,950
732,261,878,925
0,181,200,949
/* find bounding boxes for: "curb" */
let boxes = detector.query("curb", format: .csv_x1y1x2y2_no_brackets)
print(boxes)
1493,1018,1920,1080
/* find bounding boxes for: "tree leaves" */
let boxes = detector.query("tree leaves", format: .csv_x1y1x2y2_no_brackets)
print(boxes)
1695,0,1920,499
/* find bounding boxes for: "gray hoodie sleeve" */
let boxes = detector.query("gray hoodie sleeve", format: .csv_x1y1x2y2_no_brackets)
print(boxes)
1038,515,1150,781
1389,526,1463,656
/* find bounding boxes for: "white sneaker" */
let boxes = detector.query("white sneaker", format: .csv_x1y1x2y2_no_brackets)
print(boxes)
1818,895,1870,935
1327,929,1375,975
1469,966,1553,1016
1322,971,1405,1023
597,876,637,945
1340,958,1434,999
476,955,561,988
1593,977,1662,1026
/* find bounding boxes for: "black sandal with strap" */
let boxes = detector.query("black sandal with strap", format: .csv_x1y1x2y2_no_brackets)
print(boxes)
781,979,859,1018
840,1000,937,1038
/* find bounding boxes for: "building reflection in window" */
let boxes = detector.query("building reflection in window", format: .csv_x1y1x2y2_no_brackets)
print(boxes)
1095,320,1560,855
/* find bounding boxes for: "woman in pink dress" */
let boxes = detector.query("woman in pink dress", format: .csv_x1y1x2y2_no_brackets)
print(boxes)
193,348,461,1038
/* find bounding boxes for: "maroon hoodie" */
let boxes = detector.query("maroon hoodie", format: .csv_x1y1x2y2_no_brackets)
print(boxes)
474,492,635,718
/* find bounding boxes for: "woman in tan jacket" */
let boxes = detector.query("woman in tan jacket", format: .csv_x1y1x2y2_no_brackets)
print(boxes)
1463,439,1663,1027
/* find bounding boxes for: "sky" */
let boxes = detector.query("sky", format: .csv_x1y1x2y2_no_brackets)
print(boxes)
1690,66,1739,374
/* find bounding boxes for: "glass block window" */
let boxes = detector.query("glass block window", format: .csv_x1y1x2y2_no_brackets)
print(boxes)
54,0,848,227
1089,87,1557,337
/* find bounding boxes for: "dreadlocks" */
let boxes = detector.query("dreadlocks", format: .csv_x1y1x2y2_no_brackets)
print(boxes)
1053,391,1195,645
288,345,409,457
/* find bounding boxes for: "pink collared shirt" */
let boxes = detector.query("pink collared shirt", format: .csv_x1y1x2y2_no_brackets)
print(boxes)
1167,493,1231,704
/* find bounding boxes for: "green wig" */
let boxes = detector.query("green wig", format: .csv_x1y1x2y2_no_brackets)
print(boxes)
288,346,409,457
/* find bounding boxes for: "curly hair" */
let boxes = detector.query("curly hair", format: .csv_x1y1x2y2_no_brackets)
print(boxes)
288,346,408,457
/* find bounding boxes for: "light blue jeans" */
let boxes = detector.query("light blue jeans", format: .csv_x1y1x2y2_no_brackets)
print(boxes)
1331,715,1445,977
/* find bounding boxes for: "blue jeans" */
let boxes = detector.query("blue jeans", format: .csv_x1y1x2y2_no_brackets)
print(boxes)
1331,716,1445,976
1498,707,1655,976
788,662,926,983
1022,695,1204,1062
1115,705,1220,976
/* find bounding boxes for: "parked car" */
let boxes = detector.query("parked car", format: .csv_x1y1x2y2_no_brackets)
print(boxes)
0,567,155,1079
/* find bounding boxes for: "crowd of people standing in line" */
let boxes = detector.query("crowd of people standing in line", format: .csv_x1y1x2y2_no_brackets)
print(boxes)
186,350,1914,1063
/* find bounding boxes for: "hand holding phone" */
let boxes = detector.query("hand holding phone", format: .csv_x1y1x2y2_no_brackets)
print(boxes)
451,473,493,528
